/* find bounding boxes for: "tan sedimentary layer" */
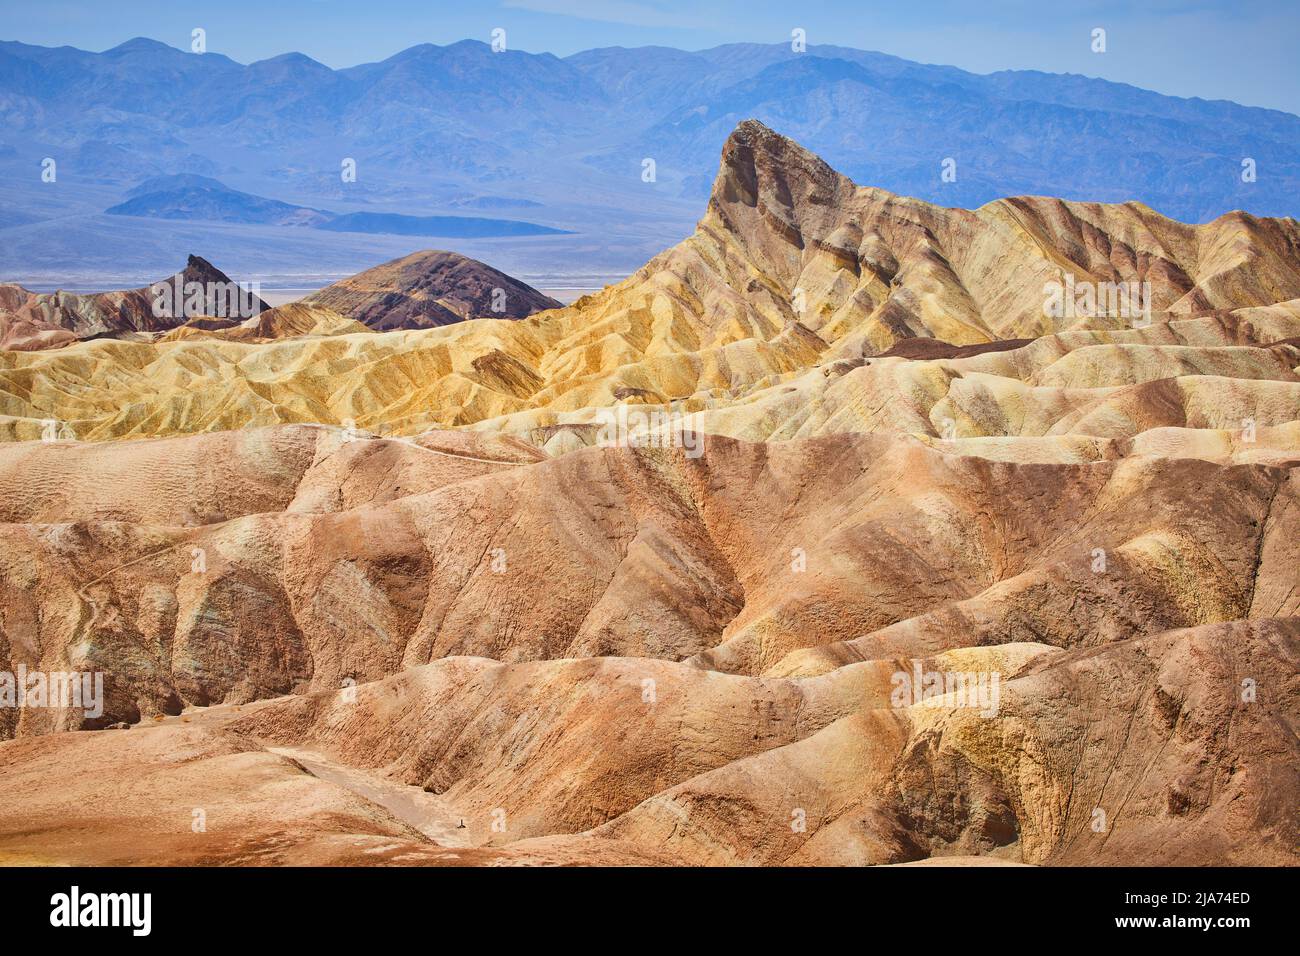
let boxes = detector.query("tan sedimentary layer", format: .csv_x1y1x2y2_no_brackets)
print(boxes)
4,123,1299,451
0,122,1297,868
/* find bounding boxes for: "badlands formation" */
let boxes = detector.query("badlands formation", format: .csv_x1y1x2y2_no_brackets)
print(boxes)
0,122,1296,866
0,255,271,352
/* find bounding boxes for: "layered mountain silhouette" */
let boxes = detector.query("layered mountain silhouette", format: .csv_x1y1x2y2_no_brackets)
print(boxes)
2,35,1300,281
107,174,569,237
0,248,559,350
0,254,268,350
108,175,333,226
0,123,1296,867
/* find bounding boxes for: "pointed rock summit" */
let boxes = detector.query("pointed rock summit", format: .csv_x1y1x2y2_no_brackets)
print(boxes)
643,119,1300,354
709,119,855,235
0,255,266,350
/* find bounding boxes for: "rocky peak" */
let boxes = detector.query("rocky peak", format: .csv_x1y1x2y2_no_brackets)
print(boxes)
706,120,857,264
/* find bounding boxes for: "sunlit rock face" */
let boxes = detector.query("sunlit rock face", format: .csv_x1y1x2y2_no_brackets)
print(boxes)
0,123,1296,868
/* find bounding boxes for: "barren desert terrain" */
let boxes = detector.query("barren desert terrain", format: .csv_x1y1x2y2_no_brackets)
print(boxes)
0,122,1296,867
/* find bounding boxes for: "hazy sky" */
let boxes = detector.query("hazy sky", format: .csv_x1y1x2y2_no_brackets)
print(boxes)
5,0,1299,114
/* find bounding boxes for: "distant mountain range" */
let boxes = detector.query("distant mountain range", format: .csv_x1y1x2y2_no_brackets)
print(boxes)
1,36,1298,280
106,174,569,236
108,175,333,226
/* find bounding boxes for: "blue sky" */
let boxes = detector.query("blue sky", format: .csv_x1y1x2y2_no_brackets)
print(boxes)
4,0,1299,114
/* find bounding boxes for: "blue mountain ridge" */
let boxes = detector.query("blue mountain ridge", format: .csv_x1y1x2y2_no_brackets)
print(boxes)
1,35,1296,278
105,174,568,236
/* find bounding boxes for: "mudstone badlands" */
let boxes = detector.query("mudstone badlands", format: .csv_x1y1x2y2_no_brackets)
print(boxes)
0,121,1297,866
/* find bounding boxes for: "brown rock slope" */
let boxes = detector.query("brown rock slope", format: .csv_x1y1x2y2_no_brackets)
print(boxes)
0,255,268,351
223,616,1295,866
0,427,1295,865
302,250,562,330
0,122,1297,867
4,429,1295,725
0,702,672,866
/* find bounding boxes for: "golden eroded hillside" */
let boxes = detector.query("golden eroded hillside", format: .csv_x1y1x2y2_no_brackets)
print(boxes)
3,122,1298,455
0,122,1296,868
